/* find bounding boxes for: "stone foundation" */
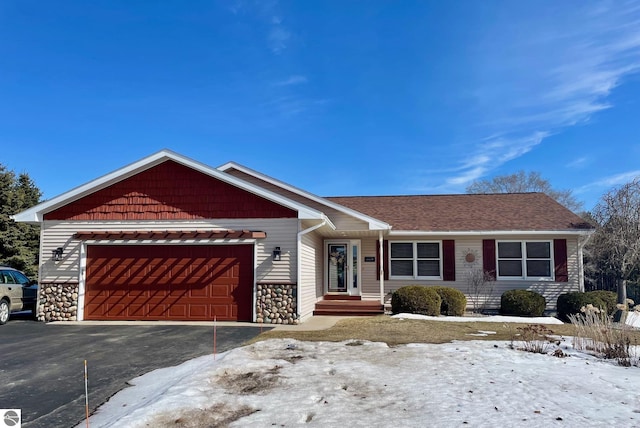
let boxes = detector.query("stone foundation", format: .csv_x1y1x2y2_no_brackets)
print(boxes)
256,283,298,325
38,283,79,322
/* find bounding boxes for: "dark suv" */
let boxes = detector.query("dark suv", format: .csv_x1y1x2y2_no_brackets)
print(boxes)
0,266,38,324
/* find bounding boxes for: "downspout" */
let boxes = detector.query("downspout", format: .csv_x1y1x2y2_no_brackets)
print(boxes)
297,219,327,321
379,230,385,304
577,231,594,292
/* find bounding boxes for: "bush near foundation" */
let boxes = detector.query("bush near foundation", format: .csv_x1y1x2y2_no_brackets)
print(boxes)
585,290,618,316
500,289,546,317
430,286,467,316
557,292,607,321
391,286,442,316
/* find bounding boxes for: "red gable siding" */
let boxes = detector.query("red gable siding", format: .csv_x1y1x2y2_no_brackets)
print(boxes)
44,161,297,221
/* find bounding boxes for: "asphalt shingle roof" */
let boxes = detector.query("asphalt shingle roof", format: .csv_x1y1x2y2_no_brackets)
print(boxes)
326,193,591,232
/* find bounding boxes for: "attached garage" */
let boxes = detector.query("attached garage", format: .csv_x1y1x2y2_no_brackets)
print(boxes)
84,244,254,321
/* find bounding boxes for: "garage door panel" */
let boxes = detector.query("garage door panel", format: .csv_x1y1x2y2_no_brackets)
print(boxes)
85,245,253,321
168,304,187,317
107,303,128,316
211,304,231,319
188,305,207,317
128,304,146,316
209,284,231,298
189,286,209,298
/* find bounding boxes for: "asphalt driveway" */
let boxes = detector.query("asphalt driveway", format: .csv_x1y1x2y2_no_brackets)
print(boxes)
0,317,266,428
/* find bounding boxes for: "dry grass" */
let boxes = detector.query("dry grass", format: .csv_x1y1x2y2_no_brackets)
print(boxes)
215,366,282,395
147,403,257,428
251,315,591,346
569,308,639,366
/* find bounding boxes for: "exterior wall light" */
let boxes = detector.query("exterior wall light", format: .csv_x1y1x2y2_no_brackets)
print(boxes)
273,247,281,261
52,247,64,261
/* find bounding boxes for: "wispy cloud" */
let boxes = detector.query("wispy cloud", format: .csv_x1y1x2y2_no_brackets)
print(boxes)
232,1,294,54
272,75,308,86
445,2,640,187
577,170,640,193
567,156,590,169
446,132,549,186
261,96,329,118
269,24,290,54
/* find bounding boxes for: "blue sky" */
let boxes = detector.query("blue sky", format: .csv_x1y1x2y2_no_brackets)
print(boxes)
1,1,639,212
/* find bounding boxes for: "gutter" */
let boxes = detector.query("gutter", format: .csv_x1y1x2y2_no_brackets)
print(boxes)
577,230,595,292
389,230,595,236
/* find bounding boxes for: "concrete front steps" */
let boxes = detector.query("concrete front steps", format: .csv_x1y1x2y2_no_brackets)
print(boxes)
313,295,384,316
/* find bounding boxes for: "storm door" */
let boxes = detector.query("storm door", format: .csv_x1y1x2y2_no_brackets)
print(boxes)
327,243,347,292
326,241,360,295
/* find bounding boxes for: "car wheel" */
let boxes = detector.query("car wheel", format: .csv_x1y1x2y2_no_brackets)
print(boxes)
0,300,9,325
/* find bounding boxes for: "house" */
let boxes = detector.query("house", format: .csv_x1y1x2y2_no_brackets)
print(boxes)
12,150,593,324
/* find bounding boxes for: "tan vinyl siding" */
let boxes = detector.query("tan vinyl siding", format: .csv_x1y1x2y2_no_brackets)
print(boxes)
39,218,299,284
359,235,581,310
361,238,382,301
226,169,370,231
299,230,323,321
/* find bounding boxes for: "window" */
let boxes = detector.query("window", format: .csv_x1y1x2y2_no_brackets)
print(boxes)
389,242,441,279
1,271,16,284
497,241,552,280
9,271,30,285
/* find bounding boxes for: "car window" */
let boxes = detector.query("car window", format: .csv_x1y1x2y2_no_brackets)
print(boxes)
1,271,16,284
10,271,31,285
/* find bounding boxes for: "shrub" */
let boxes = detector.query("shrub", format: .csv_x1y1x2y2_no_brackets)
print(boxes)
391,286,442,316
430,286,467,316
585,290,618,316
557,292,606,322
500,289,546,317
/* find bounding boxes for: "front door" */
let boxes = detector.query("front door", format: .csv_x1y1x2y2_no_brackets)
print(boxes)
327,243,348,292
326,240,360,295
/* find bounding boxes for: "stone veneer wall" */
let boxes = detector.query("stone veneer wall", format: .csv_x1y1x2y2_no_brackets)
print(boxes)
256,283,298,324
38,283,79,322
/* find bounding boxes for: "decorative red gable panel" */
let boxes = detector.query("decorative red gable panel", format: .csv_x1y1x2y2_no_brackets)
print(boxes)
44,161,297,220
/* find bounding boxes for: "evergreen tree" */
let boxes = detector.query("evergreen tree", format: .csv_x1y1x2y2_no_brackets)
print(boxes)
0,164,42,278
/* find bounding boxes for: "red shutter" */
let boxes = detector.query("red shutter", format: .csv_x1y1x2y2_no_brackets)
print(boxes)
442,240,456,281
554,239,568,282
376,240,389,280
483,239,496,280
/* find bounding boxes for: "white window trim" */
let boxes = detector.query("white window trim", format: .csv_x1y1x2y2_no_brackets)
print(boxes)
496,240,554,281
388,241,442,280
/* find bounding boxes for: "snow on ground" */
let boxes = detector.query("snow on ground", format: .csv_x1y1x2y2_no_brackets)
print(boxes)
83,337,640,428
627,311,640,329
391,313,565,324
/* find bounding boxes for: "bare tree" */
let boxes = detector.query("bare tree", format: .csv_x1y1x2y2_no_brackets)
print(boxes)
462,248,495,313
466,171,583,213
591,178,640,319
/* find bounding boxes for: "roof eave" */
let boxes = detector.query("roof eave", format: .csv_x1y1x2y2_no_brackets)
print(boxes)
218,161,391,231
12,150,327,224
388,229,595,236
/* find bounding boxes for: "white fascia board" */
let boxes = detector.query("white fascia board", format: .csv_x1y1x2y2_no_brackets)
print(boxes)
389,229,595,236
12,149,325,223
217,161,391,231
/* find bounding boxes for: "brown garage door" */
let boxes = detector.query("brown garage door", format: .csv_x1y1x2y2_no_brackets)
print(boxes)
84,245,253,321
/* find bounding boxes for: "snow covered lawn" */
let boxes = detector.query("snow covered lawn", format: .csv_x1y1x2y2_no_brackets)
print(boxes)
84,336,640,427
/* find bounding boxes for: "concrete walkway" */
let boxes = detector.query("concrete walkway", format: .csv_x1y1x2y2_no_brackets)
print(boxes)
272,315,353,331
51,315,353,331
